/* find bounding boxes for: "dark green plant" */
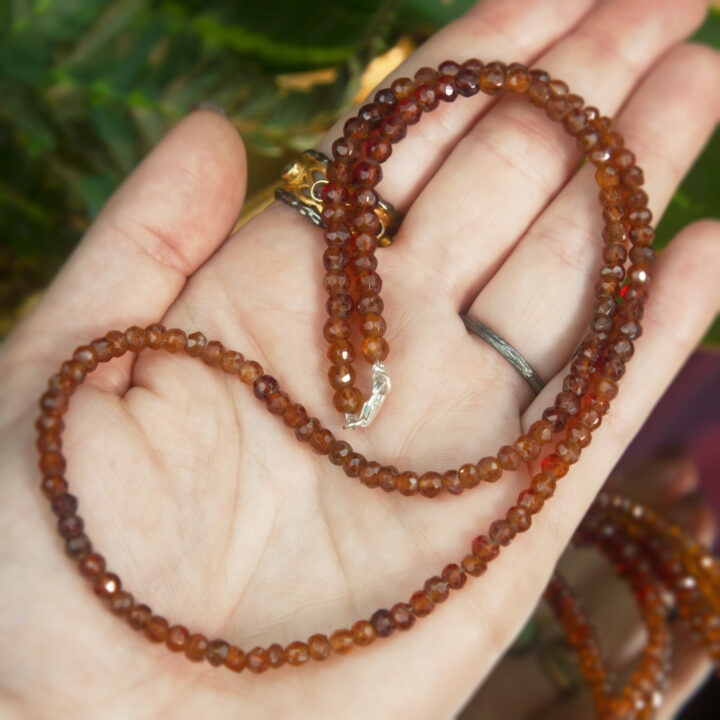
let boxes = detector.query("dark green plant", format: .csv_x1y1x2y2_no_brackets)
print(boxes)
1,1,718,342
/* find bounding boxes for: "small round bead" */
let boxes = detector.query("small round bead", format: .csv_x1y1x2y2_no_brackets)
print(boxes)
480,61,506,94
308,634,331,661
52,493,78,517
267,643,286,668
370,609,396,637
185,331,207,357
396,471,419,496
424,576,450,603
238,361,263,384
462,554,488,577
201,340,224,366
225,645,246,672
163,328,187,353
58,514,84,539
143,324,165,351
330,629,354,654
79,552,106,579
246,646,270,673
442,469,463,495
507,505,531,532
514,435,541,462
471,535,500,562
220,350,244,374
409,590,434,617
207,639,230,666
498,445,522,471
531,472,557,499
329,440,352,466
391,603,416,630
145,615,169,642
166,625,190,652
477,456,502,483
458,463,480,489
352,620,377,646
65,534,92,559
185,633,209,662
358,460,380,489
489,519,517,546
378,465,398,492
108,591,134,617
361,336,389,362
128,604,152,630
441,563,467,590
419,471,443,498
267,392,290,416
310,428,335,455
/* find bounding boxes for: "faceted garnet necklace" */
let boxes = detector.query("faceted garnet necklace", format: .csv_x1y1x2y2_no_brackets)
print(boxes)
35,60,720,718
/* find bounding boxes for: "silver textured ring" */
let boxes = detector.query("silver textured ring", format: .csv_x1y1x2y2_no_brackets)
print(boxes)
461,314,545,395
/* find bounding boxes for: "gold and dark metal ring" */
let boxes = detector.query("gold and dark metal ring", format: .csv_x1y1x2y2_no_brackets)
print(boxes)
275,149,402,247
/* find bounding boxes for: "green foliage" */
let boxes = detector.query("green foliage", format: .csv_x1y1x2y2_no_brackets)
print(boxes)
0,2,718,342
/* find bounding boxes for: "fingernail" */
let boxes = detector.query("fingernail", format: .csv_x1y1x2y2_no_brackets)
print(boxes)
194,101,226,116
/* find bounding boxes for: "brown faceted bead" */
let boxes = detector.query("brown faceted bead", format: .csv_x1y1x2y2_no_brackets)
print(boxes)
409,590,434,617
166,625,190,652
40,451,66,476
326,293,353,318
357,293,383,317
471,535,500,562
207,639,230,666
143,324,165,351
414,66,438,85
531,472,557,499
352,620,377,646
518,488,545,514
37,433,61,454
310,427,334,455
225,645,246,672
489,519,517,546
79,552,106,579
238,360,263,384
253,375,279,400
108,590,133,617
327,339,355,365
58,514,84,539
40,390,69,416
507,505,531,532
105,330,127,357
455,68,480,96
220,350,244,374
90,336,114,362
343,116,369,140
424,576,450,603
201,340,224,366
94,572,121,598
267,392,290,416
343,452,364,478
458,463,480,488
557,438,582,465
396,471,419,496
415,83,439,110
555,391,580,416
437,74,457,102
361,336,389,362
506,62,530,92
480,61,506,94
529,419,554,446
324,317,351,343
370,609,396,637
419,471,443,497
330,629,355,654
295,416,319,443
246,646,270,673
514,435,541,462
52,493,78,517
441,563,467,590
329,440,352,466
498,445,522,471
163,328,187,353
128,603,152,630
360,313,386,338
308,634,332,661
332,136,359,162
185,331,207,357
124,326,146,352
462,554,488,577
477,456,502,483
185,633,209,662
36,413,64,435
286,641,310,666
358,460,381,488
391,603,416,630
353,161,382,188
283,403,308,429
65,534,92,559
267,643,286,668
328,363,355,389
442,469,463,495
378,465,398,492
396,99,422,125
391,76,415,99
145,615,169,642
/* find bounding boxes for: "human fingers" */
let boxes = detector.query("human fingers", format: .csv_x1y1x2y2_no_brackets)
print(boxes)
314,0,597,211
401,0,709,305
1,110,246,406
463,41,720,388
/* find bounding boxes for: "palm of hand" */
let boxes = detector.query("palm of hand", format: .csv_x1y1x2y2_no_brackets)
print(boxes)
2,1,720,718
